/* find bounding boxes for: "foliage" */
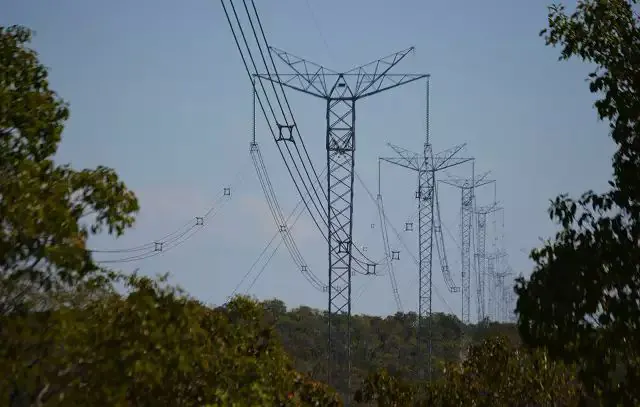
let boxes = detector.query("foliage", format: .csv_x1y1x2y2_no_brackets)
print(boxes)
0,25,341,406
354,336,582,406
0,25,139,310
515,1,640,404
0,275,342,406
262,299,519,401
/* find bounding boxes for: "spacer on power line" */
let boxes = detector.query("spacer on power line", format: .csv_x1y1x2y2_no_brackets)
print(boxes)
405,222,414,231
224,187,231,196
322,286,328,293
301,265,308,272
337,240,351,254
195,217,204,226
276,123,296,142
371,223,375,229
391,250,400,260
154,242,163,252
362,245,368,252
279,225,287,232
366,263,377,275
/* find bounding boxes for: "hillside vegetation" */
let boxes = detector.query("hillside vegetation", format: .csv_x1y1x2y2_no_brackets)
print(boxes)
1,0,640,405
263,299,519,390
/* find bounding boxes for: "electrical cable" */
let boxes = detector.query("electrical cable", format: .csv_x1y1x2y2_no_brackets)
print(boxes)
434,180,459,292
221,0,380,274
233,194,308,296
224,0,327,234
93,161,251,264
304,0,334,64
356,169,456,316
250,142,326,288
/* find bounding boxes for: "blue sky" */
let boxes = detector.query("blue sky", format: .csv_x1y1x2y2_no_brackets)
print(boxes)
2,0,614,320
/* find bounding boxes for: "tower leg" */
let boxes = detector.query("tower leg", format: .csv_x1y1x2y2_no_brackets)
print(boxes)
417,167,434,379
326,97,355,396
476,212,487,322
488,255,495,320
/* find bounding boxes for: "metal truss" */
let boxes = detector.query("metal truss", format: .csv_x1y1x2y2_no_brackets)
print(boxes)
486,250,506,320
440,168,493,324
258,46,428,391
380,95,472,379
474,202,501,322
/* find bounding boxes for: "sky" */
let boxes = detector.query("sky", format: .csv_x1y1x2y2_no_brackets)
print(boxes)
2,0,615,320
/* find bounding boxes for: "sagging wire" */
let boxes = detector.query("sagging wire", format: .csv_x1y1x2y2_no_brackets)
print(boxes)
230,191,310,296
250,142,326,290
355,168,405,312
221,0,327,237
358,168,456,316
434,180,459,293
92,161,252,264
221,0,380,274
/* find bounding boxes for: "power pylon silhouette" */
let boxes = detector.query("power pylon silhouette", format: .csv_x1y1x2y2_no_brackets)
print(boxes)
257,46,427,393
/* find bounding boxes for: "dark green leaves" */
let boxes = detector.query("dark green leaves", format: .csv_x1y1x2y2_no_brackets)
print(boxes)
354,336,581,407
0,25,139,300
517,1,640,404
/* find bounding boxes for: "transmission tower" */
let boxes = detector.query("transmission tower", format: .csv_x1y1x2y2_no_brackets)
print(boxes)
378,80,471,379
495,267,512,322
475,202,501,322
256,46,427,390
487,250,507,321
487,205,507,321
440,167,493,325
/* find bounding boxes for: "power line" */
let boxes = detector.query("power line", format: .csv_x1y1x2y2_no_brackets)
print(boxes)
92,163,252,264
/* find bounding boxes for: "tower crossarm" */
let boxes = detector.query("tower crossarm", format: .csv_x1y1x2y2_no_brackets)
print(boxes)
431,144,473,171
265,46,428,100
380,142,422,171
255,73,329,99
379,155,421,172
356,73,428,100
476,202,502,215
266,46,336,98
344,47,428,99
439,171,493,189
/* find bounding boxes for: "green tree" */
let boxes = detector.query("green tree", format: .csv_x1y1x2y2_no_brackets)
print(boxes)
1,274,342,406
0,25,139,310
355,336,582,406
514,1,640,404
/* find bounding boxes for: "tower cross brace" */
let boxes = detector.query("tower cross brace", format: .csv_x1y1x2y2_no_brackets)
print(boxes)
257,46,427,393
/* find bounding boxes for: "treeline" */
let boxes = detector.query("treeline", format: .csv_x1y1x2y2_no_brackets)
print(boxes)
0,276,577,406
2,0,640,404
262,298,520,393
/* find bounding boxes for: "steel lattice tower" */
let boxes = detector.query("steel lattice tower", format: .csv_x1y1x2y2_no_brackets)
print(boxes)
487,250,506,320
475,203,500,322
379,80,471,379
257,47,427,390
440,169,493,325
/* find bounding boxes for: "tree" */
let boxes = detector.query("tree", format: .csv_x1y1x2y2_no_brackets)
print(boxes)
514,1,640,404
0,25,139,311
354,336,582,406
0,273,343,406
